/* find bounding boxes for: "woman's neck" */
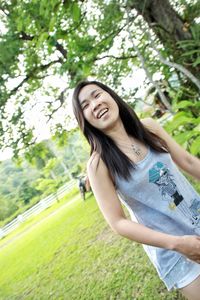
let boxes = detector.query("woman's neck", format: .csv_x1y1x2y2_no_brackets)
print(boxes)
103,119,130,144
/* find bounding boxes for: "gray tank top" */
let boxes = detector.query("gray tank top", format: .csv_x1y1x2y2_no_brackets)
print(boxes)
115,146,200,280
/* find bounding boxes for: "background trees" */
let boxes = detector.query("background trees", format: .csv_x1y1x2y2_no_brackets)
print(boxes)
0,129,89,224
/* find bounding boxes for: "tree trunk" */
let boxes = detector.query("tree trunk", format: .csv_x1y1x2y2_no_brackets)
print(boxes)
126,0,199,77
127,0,191,44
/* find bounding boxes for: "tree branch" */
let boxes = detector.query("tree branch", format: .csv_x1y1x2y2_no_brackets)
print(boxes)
95,54,137,61
147,29,200,92
0,7,9,16
46,87,68,122
19,32,68,59
94,23,127,50
58,11,86,35
55,41,67,59
19,31,34,40
125,7,173,113
9,60,62,96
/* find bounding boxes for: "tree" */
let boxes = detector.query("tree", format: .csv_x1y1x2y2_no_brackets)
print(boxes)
0,128,89,222
127,1,195,60
18,180,39,204
0,0,199,157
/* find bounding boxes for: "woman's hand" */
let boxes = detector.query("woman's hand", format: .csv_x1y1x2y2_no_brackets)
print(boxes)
175,235,200,263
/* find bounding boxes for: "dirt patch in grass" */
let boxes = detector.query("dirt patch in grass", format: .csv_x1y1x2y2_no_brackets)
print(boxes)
92,226,119,245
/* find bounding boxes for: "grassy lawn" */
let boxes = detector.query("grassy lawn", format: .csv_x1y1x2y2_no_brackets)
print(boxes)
0,192,185,300
0,187,79,246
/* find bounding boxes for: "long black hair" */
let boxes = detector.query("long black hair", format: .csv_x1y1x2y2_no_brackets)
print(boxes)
72,80,169,181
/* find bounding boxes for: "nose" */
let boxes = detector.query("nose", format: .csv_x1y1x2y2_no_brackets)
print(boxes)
91,98,102,112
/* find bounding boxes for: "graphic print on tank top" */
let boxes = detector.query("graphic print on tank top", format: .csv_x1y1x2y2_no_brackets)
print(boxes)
149,162,200,227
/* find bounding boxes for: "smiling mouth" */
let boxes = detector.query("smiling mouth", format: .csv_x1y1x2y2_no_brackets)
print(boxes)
97,108,109,119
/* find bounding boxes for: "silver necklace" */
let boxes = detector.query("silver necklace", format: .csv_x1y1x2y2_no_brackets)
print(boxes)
131,143,142,156
116,138,142,157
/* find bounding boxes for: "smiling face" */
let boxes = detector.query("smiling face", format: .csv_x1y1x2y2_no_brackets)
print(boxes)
78,84,120,132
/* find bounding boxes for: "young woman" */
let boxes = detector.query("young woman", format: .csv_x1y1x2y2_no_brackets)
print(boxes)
72,80,200,300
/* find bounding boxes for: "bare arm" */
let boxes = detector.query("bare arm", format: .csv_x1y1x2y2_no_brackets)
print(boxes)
142,117,200,181
87,152,200,263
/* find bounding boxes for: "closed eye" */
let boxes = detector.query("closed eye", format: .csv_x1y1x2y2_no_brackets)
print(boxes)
82,103,89,110
95,92,101,98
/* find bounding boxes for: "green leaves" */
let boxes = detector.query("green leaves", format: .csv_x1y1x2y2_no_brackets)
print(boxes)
71,3,81,23
37,32,49,48
164,108,200,156
173,130,199,145
164,112,194,132
177,23,200,67
174,100,196,109
193,57,200,67
190,136,200,155
52,124,69,147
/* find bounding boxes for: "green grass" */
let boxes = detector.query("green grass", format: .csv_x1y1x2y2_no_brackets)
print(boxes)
0,192,185,300
0,184,79,228
0,187,80,246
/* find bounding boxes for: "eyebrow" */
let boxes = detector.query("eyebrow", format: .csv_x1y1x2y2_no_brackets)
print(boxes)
80,89,100,106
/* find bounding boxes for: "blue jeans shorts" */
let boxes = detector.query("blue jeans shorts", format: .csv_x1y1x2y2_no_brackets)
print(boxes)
162,256,200,291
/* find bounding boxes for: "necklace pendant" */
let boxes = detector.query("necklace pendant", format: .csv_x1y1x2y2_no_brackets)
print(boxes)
131,144,141,156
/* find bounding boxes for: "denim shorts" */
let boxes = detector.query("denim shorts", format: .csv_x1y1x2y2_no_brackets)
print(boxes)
161,256,200,291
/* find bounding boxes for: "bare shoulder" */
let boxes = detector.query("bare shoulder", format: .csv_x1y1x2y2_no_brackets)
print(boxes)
87,152,100,171
141,117,160,133
87,152,108,177
141,117,193,171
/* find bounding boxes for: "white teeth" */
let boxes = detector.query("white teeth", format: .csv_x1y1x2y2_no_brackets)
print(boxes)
97,108,108,119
